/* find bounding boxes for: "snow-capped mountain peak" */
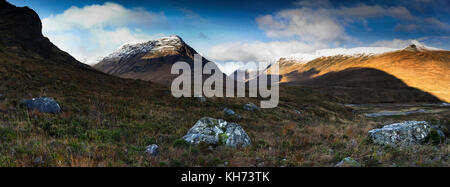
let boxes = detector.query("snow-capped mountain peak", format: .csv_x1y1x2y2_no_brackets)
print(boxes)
104,35,184,60
405,40,442,51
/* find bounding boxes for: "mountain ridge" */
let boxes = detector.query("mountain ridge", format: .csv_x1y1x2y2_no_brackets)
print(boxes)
267,47,450,102
94,35,224,85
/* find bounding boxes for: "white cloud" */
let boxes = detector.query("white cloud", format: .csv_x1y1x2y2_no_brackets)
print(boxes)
371,39,420,48
42,2,165,32
256,8,347,42
209,40,327,63
42,2,166,64
209,1,448,65
370,38,442,50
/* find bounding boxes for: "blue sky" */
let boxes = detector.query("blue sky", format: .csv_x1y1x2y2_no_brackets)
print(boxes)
8,0,450,73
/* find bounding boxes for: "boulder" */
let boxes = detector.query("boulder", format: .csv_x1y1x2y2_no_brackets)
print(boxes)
335,157,361,167
183,117,251,148
243,103,260,111
368,121,430,147
22,97,61,114
145,144,159,156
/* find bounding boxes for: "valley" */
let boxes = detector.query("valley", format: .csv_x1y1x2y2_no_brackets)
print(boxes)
0,0,448,167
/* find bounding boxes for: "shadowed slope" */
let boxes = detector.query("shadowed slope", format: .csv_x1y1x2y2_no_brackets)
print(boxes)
94,36,226,85
269,48,450,102
284,67,441,103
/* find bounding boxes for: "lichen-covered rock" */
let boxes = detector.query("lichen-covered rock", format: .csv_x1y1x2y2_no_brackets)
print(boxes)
368,121,430,147
243,103,260,111
22,97,61,114
145,144,159,156
183,117,251,148
335,157,361,167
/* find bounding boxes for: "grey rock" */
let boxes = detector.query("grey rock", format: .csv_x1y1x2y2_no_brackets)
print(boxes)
22,97,61,114
335,157,361,167
243,103,260,111
34,157,45,165
368,121,430,147
183,117,251,148
224,108,236,115
436,130,445,138
196,96,207,103
431,125,447,138
145,144,159,156
224,108,241,118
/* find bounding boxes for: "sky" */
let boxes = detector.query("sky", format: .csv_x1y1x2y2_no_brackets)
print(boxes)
8,0,450,74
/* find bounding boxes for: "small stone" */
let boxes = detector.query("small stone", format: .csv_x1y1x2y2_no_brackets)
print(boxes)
224,108,236,115
243,103,260,111
224,108,241,118
145,144,159,156
34,157,45,166
197,96,207,103
335,157,361,167
431,125,447,138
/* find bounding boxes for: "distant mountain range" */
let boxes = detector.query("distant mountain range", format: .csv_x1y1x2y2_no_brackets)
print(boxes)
267,44,450,102
94,32,449,103
2,0,447,104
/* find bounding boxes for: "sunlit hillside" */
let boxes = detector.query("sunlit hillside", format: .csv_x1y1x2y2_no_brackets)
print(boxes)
269,48,450,102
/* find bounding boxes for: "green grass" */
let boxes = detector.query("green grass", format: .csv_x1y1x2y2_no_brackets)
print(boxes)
0,46,448,167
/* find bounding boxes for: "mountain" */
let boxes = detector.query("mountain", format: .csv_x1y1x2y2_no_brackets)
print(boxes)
94,36,224,85
267,45,450,103
0,0,91,70
0,0,157,99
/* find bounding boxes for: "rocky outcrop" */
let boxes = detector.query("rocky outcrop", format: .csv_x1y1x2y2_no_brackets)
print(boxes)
0,0,91,69
368,121,430,147
22,97,61,114
183,117,251,148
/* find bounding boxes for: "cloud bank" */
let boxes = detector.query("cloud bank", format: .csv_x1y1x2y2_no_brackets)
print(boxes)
208,0,449,66
42,2,166,64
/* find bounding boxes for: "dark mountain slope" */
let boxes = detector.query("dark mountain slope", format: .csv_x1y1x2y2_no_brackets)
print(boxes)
94,35,226,85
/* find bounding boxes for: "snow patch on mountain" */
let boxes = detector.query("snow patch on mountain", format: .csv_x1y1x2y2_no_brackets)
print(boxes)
279,40,442,63
103,35,183,60
281,47,397,63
